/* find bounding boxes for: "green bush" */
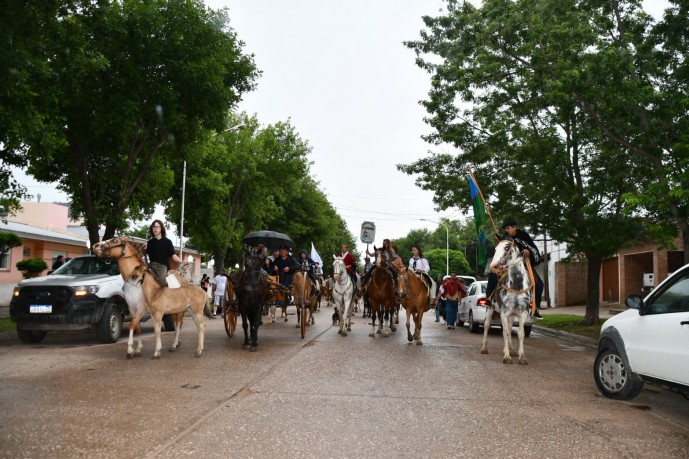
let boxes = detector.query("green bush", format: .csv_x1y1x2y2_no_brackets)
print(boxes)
16,258,48,278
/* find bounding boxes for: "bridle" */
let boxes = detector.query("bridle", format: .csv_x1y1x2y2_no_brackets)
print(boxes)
95,237,143,260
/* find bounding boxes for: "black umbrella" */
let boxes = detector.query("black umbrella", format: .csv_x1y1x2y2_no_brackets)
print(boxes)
242,230,295,251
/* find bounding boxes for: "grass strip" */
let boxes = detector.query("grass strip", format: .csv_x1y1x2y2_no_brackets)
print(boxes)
537,314,606,340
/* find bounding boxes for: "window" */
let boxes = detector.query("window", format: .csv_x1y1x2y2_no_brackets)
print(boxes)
0,251,9,270
648,272,689,314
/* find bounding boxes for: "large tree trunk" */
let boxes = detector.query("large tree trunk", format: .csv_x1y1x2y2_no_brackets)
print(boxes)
583,251,602,326
213,243,227,276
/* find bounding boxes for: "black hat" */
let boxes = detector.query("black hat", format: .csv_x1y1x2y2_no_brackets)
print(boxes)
502,218,517,229
278,243,289,250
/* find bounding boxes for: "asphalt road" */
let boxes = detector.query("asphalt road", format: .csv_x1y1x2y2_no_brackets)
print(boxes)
1,303,687,458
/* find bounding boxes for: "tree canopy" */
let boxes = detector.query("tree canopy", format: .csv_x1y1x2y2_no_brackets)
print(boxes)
398,0,686,323
1,0,258,246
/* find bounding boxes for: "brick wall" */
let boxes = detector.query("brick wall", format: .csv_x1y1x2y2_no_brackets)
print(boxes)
555,261,588,306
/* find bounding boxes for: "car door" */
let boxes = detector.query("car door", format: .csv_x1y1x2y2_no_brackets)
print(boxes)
627,270,689,385
459,284,476,319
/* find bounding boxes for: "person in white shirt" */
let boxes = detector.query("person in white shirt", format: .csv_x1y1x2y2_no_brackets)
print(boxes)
211,269,227,318
408,245,436,300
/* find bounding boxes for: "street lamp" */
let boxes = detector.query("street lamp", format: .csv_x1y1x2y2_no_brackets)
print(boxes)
179,123,246,260
421,218,449,276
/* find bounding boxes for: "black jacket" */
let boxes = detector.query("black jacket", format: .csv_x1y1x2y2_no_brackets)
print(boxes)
511,229,541,265
271,255,300,286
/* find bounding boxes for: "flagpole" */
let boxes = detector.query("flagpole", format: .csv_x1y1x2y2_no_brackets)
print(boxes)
467,164,500,238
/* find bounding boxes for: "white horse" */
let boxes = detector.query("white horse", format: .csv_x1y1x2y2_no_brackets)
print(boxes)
332,256,355,336
481,238,533,364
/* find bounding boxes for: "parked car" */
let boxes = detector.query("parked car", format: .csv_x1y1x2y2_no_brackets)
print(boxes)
458,280,533,336
10,255,175,344
594,263,689,401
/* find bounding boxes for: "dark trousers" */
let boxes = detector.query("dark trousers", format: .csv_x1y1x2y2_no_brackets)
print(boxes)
150,262,168,287
487,270,544,308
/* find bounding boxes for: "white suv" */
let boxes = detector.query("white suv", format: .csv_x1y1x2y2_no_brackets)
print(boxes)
594,263,689,400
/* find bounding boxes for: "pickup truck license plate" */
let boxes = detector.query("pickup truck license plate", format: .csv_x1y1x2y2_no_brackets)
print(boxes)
30,305,52,313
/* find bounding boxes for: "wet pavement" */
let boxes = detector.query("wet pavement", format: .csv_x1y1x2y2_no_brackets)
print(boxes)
0,303,687,458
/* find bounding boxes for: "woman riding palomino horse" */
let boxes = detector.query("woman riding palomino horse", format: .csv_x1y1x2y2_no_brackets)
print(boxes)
481,237,533,364
396,245,435,345
92,237,206,359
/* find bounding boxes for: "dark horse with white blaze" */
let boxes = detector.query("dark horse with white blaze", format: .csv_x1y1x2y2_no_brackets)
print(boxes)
236,255,273,352
481,238,533,364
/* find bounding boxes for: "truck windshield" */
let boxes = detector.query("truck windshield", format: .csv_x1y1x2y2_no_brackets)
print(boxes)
52,257,120,276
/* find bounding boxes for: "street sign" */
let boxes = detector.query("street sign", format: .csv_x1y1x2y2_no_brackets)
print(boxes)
360,221,376,244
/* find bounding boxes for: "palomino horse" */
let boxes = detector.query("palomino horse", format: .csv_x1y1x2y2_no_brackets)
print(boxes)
292,270,317,328
331,256,355,336
396,267,431,345
92,237,206,359
481,238,533,364
366,247,397,337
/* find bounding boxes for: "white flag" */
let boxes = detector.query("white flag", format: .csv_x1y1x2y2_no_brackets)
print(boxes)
310,242,323,266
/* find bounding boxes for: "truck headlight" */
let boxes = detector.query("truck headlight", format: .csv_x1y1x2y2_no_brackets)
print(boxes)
74,286,100,296
12,286,21,298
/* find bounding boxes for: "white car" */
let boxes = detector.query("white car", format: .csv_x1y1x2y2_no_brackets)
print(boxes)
594,263,689,401
458,280,533,337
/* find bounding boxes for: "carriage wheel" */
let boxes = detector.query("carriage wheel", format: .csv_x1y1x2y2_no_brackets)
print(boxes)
300,303,307,339
223,304,236,337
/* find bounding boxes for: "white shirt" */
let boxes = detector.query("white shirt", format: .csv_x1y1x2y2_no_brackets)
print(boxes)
409,256,430,273
213,274,227,296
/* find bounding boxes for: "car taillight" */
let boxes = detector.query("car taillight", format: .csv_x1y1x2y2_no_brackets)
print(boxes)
477,298,487,306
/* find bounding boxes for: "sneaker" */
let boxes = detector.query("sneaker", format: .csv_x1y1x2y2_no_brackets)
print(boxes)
534,310,543,319
435,319,439,323
447,326,452,329
212,313,217,318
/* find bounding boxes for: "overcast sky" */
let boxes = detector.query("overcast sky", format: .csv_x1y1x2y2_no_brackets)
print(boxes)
15,0,670,258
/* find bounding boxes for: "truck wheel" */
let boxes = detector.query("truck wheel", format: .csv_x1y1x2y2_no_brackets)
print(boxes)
17,327,47,344
162,315,176,332
594,343,644,400
524,325,532,337
96,301,123,343
468,311,480,333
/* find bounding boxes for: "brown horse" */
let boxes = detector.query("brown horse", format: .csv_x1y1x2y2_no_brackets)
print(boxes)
322,278,333,308
93,237,206,359
396,268,431,345
292,270,317,327
366,247,397,337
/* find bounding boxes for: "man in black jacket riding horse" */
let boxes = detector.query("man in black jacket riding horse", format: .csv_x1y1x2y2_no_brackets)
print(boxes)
485,218,545,318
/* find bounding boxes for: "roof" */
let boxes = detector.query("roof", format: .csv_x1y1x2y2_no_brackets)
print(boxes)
0,221,89,248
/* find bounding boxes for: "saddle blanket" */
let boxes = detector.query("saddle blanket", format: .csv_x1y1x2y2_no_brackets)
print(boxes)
166,274,181,289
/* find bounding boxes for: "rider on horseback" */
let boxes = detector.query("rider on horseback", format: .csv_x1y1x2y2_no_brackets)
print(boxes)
408,245,436,307
297,249,321,296
486,218,544,318
361,239,400,290
339,244,358,286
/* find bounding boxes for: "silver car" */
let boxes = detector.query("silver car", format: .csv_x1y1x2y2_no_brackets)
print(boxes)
458,280,533,337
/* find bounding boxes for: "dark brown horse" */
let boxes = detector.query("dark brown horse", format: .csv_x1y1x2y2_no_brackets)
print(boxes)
366,247,397,337
237,255,272,352
396,267,431,345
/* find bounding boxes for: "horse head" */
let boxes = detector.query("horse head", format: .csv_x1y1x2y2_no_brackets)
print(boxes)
93,236,138,259
125,263,148,285
373,246,387,268
332,256,345,282
396,267,410,301
242,255,263,288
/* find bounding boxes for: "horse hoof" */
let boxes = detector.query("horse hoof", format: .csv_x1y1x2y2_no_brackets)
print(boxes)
134,352,142,358
169,347,176,352
243,343,249,348
341,332,347,337
126,353,134,360
295,324,299,328
391,326,397,332
519,358,528,365
376,329,381,334
416,341,423,346
503,358,513,364
369,332,374,337
407,336,413,342
151,354,160,360
383,333,389,338
250,346,257,352
195,351,202,357
480,349,488,355
284,318,288,322
338,330,342,334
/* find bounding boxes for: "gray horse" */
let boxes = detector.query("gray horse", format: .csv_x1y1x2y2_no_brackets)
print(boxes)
480,239,533,364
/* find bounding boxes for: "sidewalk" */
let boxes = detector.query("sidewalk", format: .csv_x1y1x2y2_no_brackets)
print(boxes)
539,303,620,319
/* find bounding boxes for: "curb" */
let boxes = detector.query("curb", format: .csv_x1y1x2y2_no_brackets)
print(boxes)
0,331,17,341
532,324,597,349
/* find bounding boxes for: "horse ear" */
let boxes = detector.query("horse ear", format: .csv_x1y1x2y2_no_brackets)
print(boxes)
373,245,377,251
332,254,337,260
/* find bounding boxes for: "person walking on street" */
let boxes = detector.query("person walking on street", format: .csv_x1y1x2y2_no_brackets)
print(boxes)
486,218,545,318
434,274,444,323
52,255,65,270
443,272,465,329
211,269,227,318
145,219,184,287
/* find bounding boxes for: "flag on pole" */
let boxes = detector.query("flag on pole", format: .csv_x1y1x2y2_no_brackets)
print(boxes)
310,242,323,266
469,176,489,266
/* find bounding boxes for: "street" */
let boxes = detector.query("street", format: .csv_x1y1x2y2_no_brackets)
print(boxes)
1,303,687,458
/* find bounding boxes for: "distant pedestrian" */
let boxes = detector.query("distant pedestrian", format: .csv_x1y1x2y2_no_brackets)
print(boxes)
443,272,465,329
52,255,64,270
434,274,444,322
212,269,227,318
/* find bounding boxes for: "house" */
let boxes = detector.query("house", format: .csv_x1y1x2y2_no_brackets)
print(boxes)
0,202,203,306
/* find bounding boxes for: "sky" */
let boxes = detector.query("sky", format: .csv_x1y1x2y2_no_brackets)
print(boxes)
13,0,670,258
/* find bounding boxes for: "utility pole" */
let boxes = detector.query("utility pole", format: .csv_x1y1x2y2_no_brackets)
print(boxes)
543,233,551,308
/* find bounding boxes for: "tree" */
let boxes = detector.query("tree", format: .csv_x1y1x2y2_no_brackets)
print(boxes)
425,248,470,280
0,232,23,256
3,1,258,247
400,0,651,324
